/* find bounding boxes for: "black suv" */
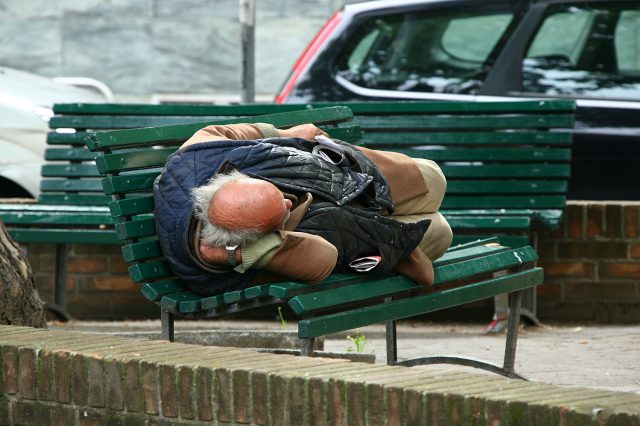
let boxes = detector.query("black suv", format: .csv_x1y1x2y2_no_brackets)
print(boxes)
276,0,640,200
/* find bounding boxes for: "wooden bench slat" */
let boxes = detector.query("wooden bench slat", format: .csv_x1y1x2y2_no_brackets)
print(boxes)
115,218,156,240
95,148,175,174
37,194,110,206
122,240,163,262
360,131,573,146
46,131,91,145
44,148,96,161
40,164,101,178
86,107,354,149
296,268,544,338
160,291,202,313
290,245,537,316
289,274,417,315
8,228,118,244
140,280,185,302
451,235,531,248
102,172,160,195
316,100,576,114
446,216,531,230
53,102,308,116
393,148,571,162
355,114,575,130
446,181,567,194
1,211,115,225
441,195,566,209
441,164,570,178
108,196,155,217
129,260,173,283
40,180,104,192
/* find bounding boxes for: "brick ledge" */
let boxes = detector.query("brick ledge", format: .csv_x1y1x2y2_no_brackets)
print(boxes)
1,325,638,425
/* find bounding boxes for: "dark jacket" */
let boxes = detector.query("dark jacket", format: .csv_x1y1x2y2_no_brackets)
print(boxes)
153,137,429,295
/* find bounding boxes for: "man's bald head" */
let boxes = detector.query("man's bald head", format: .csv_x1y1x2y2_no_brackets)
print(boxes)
192,170,291,246
209,178,289,232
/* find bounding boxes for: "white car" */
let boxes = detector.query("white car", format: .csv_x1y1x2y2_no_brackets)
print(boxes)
0,66,113,198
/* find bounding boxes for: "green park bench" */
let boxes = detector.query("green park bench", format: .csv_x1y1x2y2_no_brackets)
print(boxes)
330,100,576,326
48,99,575,325
0,104,352,320
86,106,543,378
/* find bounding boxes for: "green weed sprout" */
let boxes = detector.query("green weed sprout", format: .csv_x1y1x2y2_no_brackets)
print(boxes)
346,330,366,353
277,306,287,329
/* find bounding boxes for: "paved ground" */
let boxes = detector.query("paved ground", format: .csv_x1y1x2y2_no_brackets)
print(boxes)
50,320,640,395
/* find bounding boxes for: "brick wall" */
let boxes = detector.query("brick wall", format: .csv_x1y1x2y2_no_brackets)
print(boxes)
1,325,639,425
22,201,640,322
25,243,157,320
537,201,640,323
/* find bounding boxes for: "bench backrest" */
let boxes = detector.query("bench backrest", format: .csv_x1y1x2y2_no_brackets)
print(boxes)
44,103,317,206
326,100,576,232
84,107,359,299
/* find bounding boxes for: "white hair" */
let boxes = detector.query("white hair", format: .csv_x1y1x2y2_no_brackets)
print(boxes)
191,170,264,246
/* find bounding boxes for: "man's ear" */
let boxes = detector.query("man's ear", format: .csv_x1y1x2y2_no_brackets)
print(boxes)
218,161,239,175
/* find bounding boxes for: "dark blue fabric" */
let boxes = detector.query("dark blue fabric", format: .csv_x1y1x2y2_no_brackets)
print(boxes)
153,137,413,296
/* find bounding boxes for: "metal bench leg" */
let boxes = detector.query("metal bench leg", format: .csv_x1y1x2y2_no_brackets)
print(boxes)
161,309,175,342
301,338,315,356
44,243,72,322
385,297,398,365
503,290,524,377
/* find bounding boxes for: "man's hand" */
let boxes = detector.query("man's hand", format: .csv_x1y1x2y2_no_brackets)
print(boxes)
279,124,329,140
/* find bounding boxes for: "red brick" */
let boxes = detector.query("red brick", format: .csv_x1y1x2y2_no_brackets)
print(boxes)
124,360,143,413
54,351,72,403
71,353,88,405
404,389,424,425
605,204,623,238
91,276,136,292
68,257,107,274
251,371,268,425
601,262,640,279
587,204,604,237
141,362,159,415
631,244,640,259
308,377,327,426
160,364,178,418
195,367,213,422
557,242,627,259
2,346,18,395
87,357,105,407
105,360,124,410
51,406,76,425
386,386,402,426
232,369,250,423
289,376,306,426
536,282,562,298
110,255,130,274
624,205,639,238
539,261,595,279
269,374,287,426
178,366,195,420
215,369,232,423
18,347,37,400
563,282,639,301
37,349,56,401
327,378,346,426
566,203,585,238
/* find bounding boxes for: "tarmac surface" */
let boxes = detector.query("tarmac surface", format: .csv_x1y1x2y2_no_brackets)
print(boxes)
50,319,640,395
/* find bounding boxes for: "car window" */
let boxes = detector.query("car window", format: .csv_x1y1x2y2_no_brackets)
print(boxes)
522,2,640,100
336,8,514,94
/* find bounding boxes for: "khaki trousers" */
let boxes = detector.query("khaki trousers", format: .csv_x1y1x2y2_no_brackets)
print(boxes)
391,159,452,260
